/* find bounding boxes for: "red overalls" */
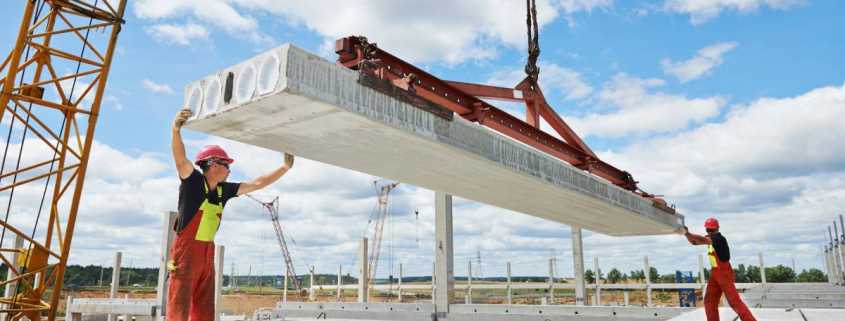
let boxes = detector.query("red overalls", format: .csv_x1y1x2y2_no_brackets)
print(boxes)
704,244,757,321
167,184,224,321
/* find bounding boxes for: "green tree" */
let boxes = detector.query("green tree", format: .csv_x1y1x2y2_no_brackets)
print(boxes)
630,270,644,282
585,269,595,283
733,264,748,282
746,265,761,283
649,267,659,282
607,268,622,283
765,265,796,282
797,269,827,282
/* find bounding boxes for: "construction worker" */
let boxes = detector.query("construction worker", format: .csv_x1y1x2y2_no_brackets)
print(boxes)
682,218,757,321
170,107,294,320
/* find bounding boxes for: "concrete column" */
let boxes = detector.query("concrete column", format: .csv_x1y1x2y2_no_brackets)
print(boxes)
837,215,845,284
827,226,842,284
107,251,122,321
548,258,555,305
398,263,403,303
623,291,629,306
3,235,23,298
758,252,767,286
466,260,472,304
431,262,436,302
1,236,22,320
65,295,80,321
644,256,652,307
571,227,585,306
593,257,601,306
434,191,454,314
155,212,177,320
824,246,833,284
337,265,343,302
358,238,369,303
836,219,845,285
506,262,512,305
309,265,316,301
214,245,225,321
283,264,289,303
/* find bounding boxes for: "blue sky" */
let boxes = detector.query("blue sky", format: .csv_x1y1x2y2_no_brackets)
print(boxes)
1,0,844,279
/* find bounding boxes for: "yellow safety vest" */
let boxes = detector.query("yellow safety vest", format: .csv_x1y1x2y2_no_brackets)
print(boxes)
194,184,224,242
707,244,718,268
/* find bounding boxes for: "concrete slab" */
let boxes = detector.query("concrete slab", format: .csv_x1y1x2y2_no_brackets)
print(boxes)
742,283,845,308
667,307,845,321
184,44,683,236
800,308,845,321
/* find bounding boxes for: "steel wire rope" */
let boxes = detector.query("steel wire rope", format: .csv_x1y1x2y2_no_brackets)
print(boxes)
0,0,48,250
1,0,50,311
7,0,99,309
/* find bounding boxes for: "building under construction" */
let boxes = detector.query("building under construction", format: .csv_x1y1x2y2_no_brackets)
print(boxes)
0,1,843,321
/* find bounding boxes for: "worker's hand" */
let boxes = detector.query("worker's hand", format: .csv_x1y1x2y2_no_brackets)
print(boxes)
681,225,689,235
284,152,294,169
173,108,192,130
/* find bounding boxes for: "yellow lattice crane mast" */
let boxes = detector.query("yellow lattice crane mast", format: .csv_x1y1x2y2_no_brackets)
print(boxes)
0,1,125,320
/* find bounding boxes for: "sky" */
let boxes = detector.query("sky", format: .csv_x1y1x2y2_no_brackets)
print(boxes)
0,0,844,281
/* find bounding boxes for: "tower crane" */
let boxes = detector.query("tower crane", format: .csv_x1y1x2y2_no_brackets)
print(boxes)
366,181,399,284
0,1,125,320
246,194,301,291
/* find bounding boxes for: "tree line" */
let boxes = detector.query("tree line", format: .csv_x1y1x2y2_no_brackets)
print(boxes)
584,264,827,284
0,264,830,289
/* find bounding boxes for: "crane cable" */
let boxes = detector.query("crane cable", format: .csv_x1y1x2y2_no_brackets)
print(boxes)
524,0,541,86
1,0,99,308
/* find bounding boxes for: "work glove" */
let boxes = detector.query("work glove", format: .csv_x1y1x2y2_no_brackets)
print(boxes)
173,108,192,130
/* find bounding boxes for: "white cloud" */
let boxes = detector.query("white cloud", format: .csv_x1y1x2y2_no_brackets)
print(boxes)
133,0,611,64
568,73,725,137
603,82,845,210
141,79,175,95
487,61,593,100
664,0,805,25
661,41,738,83
557,0,614,14
134,0,256,32
144,22,209,46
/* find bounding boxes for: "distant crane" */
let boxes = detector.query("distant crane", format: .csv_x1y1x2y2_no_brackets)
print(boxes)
367,181,400,284
246,194,301,291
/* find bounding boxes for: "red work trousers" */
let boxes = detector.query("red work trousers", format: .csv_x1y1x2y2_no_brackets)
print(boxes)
167,211,217,321
704,262,757,321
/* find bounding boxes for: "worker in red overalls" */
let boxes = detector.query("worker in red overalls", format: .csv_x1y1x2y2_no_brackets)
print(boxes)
683,218,757,321
170,108,295,321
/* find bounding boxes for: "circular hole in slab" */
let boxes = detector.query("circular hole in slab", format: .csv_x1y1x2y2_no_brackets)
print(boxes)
235,64,257,104
186,85,203,118
202,77,222,116
257,54,280,95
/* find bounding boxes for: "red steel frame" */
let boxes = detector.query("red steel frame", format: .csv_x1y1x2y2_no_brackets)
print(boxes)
335,36,673,212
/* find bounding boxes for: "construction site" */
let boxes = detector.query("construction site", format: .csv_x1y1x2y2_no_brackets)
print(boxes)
1,1,844,321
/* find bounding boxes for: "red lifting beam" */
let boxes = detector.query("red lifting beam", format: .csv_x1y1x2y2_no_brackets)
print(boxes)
335,36,673,212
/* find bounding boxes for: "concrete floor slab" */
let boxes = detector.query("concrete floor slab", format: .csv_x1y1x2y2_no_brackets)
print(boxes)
183,44,683,236
667,307,845,321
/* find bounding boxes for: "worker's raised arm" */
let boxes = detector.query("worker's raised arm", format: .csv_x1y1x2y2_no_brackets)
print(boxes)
237,153,294,196
172,108,195,180
681,226,711,245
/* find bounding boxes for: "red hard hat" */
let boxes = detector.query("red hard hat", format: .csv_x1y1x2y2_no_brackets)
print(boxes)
704,217,719,229
194,145,234,166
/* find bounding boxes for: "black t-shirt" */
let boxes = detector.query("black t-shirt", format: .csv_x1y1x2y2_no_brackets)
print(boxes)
710,232,730,262
176,169,240,232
